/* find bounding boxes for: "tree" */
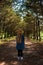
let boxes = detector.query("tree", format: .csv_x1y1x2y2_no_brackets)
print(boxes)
25,0,43,40
0,0,20,38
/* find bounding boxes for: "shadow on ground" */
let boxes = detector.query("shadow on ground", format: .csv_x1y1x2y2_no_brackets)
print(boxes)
0,41,43,65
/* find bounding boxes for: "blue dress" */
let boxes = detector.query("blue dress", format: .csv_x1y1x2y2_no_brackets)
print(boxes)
16,34,25,50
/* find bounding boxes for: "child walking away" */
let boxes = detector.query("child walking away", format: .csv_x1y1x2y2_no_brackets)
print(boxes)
16,29,25,60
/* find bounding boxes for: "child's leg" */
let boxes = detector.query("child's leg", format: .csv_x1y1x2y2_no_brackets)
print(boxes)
17,50,20,60
20,50,23,60
18,50,20,57
20,50,23,57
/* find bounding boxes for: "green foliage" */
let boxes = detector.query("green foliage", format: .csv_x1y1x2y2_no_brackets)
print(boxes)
0,0,43,40
0,0,20,38
26,0,43,15
15,21,27,30
24,12,36,36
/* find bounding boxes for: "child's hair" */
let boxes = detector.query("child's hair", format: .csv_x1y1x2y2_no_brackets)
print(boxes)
16,29,22,43
16,33,22,43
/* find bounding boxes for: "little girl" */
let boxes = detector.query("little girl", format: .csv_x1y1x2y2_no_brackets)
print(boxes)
16,29,25,60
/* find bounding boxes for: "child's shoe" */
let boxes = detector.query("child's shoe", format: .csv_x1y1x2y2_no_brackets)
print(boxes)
20,57,23,60
17,57,20,60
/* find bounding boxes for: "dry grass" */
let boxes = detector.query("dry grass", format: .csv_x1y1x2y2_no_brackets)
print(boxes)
0,36,16,45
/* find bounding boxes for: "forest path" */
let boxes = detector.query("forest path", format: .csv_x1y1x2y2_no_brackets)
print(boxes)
0,39,43,65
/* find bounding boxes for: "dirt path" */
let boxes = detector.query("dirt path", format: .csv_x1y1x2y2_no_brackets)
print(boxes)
0,40,43,65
